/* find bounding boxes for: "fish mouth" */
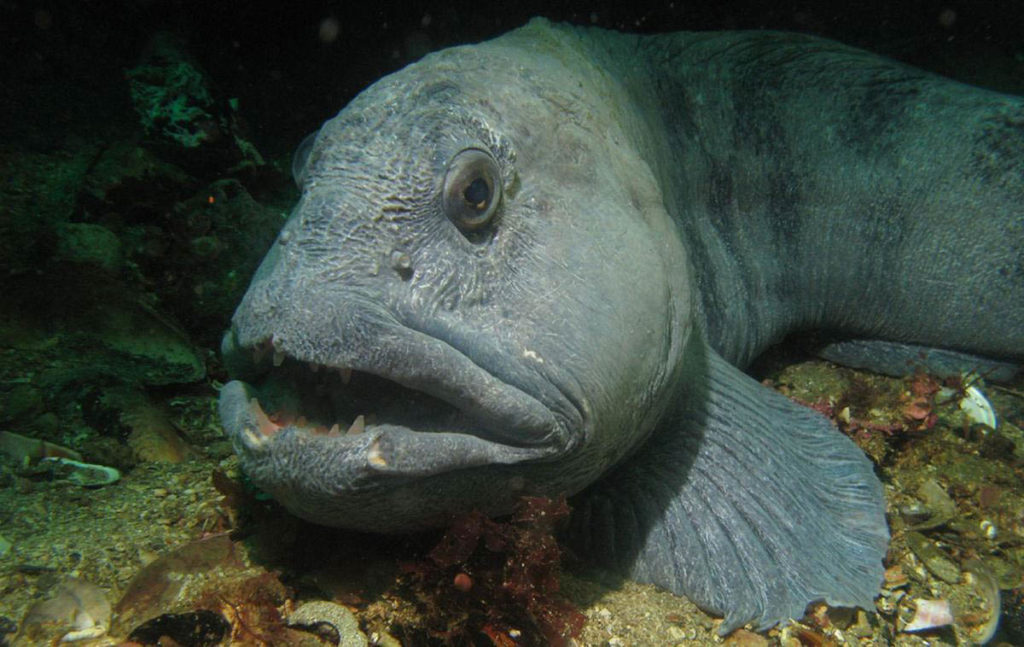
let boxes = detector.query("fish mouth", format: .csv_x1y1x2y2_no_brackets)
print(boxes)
218,327,567,483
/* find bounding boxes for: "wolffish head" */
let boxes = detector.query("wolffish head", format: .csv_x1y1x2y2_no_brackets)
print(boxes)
219,20,692,531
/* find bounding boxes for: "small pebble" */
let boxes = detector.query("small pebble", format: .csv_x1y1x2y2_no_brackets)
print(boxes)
905,531,960,584
453,572,472,592
980,519,997,540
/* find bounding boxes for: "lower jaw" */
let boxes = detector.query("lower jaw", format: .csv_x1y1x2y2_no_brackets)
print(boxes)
219,378,557,479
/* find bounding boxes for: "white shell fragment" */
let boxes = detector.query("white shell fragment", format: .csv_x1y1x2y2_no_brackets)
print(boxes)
903,598,954,633
960,384,997,428
942,380,997,429
37,457,121,487
980,519,998,540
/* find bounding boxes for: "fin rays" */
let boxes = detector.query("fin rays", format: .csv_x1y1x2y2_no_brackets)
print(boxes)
570,346,888,634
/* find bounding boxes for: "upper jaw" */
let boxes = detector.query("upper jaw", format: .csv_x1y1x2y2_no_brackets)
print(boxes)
218,320,571,480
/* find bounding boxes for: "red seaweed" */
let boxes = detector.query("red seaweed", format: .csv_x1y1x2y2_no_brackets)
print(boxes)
399,496,583,646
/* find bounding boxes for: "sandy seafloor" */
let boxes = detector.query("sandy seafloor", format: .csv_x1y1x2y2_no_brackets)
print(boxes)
1,1,1023,645
1,360,1023,646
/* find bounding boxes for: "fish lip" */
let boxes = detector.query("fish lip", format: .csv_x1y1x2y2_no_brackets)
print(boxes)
219,380,557,480
218,325,572,477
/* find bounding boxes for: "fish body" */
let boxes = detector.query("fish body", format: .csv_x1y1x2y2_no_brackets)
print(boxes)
220,19,1023,632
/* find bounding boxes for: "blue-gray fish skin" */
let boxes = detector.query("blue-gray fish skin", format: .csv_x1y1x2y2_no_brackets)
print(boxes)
219,18,1023,634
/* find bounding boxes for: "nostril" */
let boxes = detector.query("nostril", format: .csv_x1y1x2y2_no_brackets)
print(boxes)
390,249,413,280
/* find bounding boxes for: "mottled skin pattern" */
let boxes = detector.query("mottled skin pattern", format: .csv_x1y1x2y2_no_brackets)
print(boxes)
219,19,1022,633
627,31,1023,365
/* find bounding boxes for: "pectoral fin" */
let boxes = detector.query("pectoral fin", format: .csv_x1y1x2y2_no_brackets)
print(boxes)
569,343,888,633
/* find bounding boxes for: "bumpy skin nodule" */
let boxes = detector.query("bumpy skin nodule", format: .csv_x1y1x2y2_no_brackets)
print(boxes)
220,19,1022,634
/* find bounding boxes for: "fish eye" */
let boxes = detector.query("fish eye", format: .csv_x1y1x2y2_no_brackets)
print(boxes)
442,148,501,232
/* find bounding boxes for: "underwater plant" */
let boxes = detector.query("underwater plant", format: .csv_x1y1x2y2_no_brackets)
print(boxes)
399,496,583,646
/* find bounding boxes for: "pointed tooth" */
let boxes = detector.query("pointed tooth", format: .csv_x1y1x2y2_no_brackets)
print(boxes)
340,368,352,385
273,350,285,367
346,414,365,435
327,423,341,436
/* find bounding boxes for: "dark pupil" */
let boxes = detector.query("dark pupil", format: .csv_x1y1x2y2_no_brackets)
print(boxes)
463,177,490,210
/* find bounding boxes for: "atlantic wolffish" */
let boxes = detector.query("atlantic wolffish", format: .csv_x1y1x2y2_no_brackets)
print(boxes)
219,18,1023,632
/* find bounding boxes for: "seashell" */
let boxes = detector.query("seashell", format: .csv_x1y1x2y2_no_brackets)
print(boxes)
17,578,111,643
940,381,997,429
960,384,997,428
963,560,1002,644
903,598,953,632
36,457,120,487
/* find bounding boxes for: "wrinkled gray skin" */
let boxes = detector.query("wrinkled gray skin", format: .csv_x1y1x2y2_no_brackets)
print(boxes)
220,19,1023,633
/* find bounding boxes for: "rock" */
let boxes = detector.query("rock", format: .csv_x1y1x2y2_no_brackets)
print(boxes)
906,479,958,530
54,222,123,273
127,610,229,647
31,278,206,387
127,33,222,150
905,531,961,584
0,430,83,463
126,32,263,172
2,384,44,424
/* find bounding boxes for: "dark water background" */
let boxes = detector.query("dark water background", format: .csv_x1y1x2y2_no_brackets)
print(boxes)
3,0,1022,156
